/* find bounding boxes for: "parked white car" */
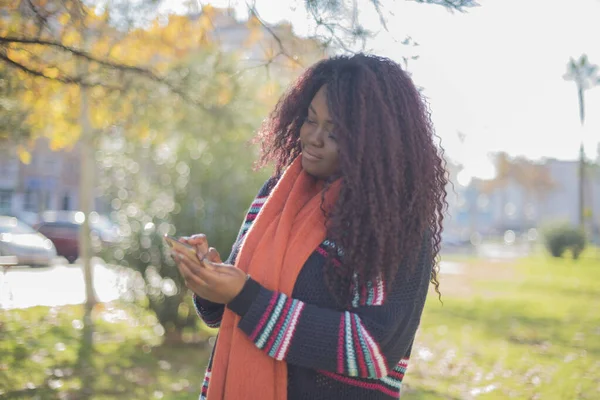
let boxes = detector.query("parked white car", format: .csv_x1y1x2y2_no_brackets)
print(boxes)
0,216,57,266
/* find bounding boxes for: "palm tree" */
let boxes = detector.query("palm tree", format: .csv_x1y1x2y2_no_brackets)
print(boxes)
563,54,599,229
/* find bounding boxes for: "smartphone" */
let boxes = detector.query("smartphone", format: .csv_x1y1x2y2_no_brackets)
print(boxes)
164,234,199,260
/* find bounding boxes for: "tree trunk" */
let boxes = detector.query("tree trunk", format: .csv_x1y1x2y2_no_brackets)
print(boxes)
77,66,97,400
163,329,185,346
577,87,585,230
578,144,585,230
79,84,97,311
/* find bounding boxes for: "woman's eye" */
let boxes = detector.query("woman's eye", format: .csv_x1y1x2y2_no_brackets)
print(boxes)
304,117,317,125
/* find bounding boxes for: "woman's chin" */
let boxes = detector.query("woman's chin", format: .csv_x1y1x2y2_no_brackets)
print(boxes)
301,160,323,179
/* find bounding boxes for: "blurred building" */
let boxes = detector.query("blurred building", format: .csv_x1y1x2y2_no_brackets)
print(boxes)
445,158,600,242
0,139,82,221
0,154,20,215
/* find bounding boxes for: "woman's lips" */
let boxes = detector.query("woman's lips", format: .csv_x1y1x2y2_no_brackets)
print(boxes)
302,149,322,162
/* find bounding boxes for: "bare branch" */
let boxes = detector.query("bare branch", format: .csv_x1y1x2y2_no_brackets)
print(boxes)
305,0,362,53
246,3,304,68
371,0,389,31
306,1,370,53
410,0,479,12
25,0,52,37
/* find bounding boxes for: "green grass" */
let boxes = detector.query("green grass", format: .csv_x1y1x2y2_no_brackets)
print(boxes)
1,252,599,399
403,252,600,399
0,302,214,399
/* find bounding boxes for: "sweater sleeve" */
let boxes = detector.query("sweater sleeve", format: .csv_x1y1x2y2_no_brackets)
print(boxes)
193,178,276,328
228,236,433,379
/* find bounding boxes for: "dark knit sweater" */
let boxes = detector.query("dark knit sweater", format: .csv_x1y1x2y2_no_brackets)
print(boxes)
193,178,432,399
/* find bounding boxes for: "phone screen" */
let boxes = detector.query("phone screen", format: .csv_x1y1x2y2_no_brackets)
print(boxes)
164,235,199,259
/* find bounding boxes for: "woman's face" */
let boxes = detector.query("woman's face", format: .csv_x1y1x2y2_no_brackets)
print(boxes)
299,85,339,179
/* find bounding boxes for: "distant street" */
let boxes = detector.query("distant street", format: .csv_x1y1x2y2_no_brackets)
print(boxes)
0,244,527,310
442,242,532,260
0,258,128,310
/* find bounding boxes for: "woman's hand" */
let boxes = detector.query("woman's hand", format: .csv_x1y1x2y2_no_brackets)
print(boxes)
173,238,247,304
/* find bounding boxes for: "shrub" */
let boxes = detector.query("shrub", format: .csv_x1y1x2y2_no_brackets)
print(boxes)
543,223,586,259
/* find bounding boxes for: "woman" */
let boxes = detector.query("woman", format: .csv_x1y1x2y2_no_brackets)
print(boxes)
173,53,447,400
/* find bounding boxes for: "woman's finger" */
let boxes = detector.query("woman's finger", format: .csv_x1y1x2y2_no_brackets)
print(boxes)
188,234,209,254
201,258,230,271
177,247,220,274
206,247,222,263
176,251,215,281
189,234,206,241
175,247,202,266
177,258,209,288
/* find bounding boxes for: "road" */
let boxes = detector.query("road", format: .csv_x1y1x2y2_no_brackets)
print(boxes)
1,258,464,310
0,258,129,310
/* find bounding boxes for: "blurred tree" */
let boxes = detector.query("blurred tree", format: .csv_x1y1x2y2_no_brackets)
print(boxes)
0,0,312,360
564,54,599,229
484,153,555,230
97,51,271,343
0,0,480,155
482,152,513,230
511,157,555,224
0,0,479,94
0,67,31,146
0,3,222,397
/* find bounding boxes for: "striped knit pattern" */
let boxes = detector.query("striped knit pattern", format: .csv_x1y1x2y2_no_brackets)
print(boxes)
351,275,386,308
316,242,386,308
199,353,214,400
315,242,342,267
338,312,389,378
320,357,409,398
241,196,268,234
249,292,305,360
228,195,269,264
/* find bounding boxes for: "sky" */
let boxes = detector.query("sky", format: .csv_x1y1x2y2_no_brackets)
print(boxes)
162,0,600,180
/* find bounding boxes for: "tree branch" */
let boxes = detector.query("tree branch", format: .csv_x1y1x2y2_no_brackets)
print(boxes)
246,4,304,68
0,35,211,109
0,36,161,79
0,51,83,85
371,0,389,31
305,0,363,53
410,0,479,12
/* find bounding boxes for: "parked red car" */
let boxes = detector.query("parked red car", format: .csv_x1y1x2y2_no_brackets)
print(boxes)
35,221,80,263
35,211,120,264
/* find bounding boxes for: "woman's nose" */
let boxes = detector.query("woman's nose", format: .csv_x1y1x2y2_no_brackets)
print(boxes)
306,126,324,147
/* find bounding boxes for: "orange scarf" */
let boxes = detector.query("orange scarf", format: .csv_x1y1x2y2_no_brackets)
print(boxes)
207,158,340,400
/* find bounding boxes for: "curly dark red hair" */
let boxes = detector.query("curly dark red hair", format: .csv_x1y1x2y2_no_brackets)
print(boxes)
255,54,447,307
